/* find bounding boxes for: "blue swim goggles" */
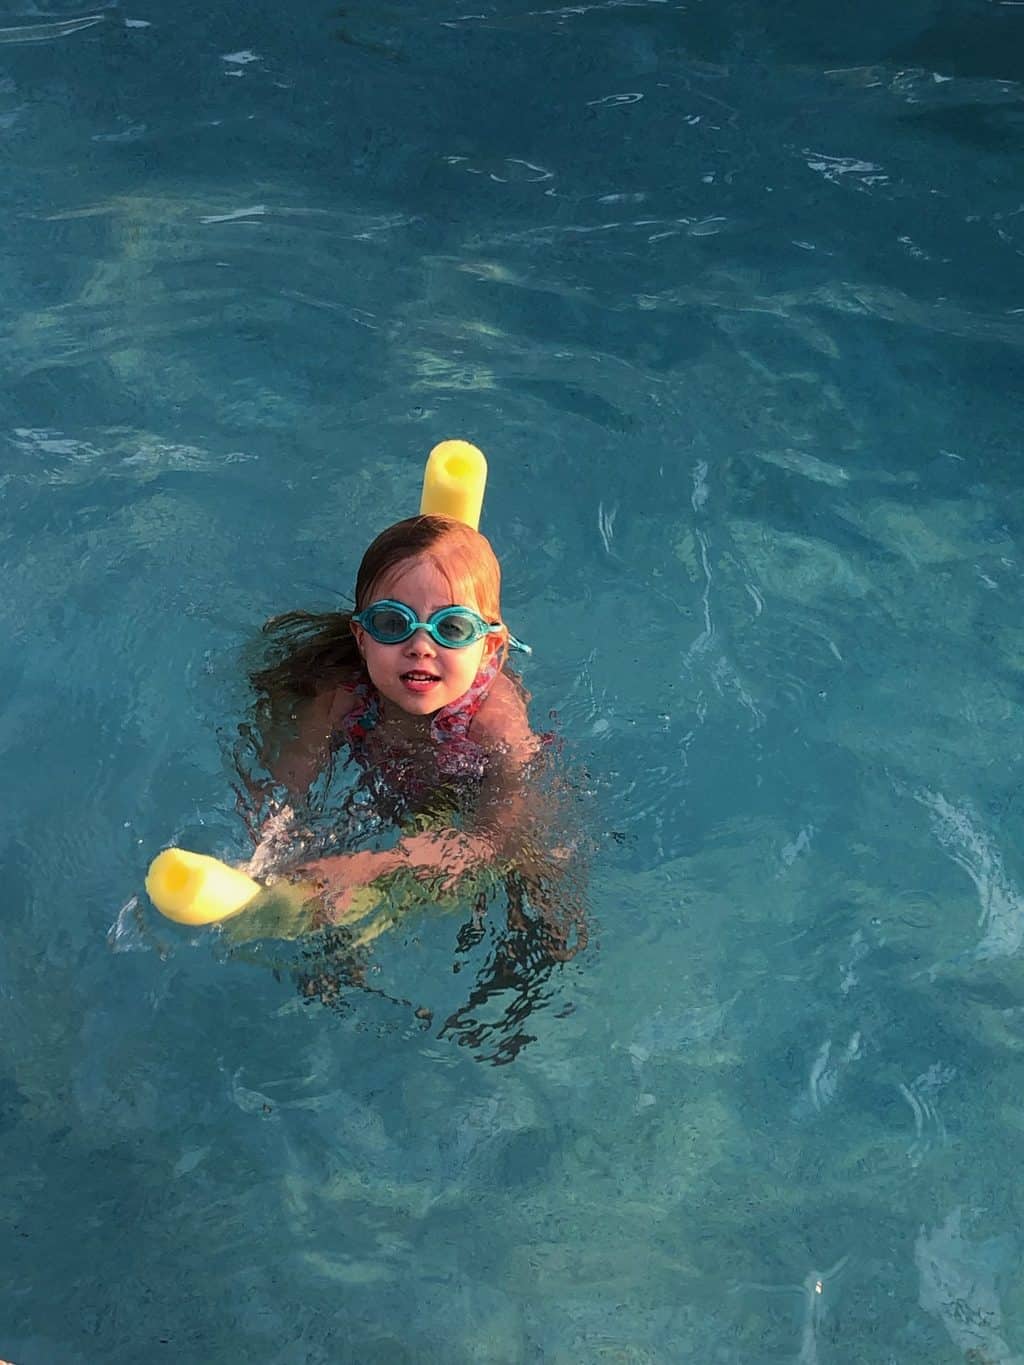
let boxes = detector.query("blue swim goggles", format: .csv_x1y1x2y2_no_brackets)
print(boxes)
352,599,532,654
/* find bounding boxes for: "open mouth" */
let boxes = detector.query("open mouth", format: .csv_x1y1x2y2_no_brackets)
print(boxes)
400,671,442,693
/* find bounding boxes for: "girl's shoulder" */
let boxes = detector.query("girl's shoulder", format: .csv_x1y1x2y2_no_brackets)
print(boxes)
293,679,362,739
468,671,539,763
261,679,363,796
324,678,365,728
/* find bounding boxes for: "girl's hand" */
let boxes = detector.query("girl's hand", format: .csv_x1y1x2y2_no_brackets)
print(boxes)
293,850,400,921
246,803,299,878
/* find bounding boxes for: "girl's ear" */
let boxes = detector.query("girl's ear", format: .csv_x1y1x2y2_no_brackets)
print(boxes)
485,628,508,662
351,622,366,658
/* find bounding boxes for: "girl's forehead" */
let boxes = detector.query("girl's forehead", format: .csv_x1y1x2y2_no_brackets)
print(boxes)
373,556,475,605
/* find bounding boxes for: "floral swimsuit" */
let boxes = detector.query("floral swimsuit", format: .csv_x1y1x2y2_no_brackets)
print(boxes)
337,649,503,796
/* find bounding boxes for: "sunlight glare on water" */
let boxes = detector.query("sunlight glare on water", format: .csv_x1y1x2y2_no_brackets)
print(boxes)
2,0,1024,1361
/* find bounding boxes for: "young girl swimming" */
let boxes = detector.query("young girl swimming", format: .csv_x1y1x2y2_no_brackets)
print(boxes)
245,513,578,951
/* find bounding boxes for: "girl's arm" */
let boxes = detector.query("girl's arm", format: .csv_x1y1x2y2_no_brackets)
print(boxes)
293,762,520,913
467,680,587,958
246,687,357,878
298,824,496,915
297,677,560,915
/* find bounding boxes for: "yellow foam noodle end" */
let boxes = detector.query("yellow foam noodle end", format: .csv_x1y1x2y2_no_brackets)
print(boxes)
145,848,263,925
419,440,488,530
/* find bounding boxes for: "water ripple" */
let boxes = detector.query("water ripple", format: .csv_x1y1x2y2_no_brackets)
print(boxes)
0,14,104,44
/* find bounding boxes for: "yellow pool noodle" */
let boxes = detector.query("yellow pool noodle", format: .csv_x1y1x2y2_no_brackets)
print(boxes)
419,440,487,530
146,848,264,925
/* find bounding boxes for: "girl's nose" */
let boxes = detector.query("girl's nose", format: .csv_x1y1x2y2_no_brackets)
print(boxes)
404,628,437,656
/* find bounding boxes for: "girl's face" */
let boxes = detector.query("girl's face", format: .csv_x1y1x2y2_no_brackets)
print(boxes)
352,558,500,718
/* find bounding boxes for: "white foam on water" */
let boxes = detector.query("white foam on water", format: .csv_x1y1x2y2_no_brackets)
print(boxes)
917,790,1024,960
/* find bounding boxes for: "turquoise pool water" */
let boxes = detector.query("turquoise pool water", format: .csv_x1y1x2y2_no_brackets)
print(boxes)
3,1,1024,1360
